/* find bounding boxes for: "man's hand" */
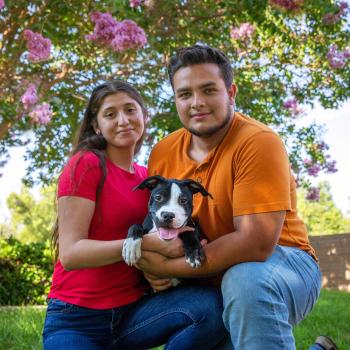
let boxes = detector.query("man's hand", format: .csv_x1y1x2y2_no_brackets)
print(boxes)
142,232,185,258
144,272,173,292
162,236,185,258
136,250,171,277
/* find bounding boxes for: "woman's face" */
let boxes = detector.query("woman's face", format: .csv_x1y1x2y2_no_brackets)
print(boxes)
95,92,145,152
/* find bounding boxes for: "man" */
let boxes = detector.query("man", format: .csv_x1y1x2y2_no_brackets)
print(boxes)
137,45,337,350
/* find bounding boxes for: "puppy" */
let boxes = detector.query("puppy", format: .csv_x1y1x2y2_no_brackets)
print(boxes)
122,175,212,269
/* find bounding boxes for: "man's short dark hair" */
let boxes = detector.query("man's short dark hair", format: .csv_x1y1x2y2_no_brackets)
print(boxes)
167,45,233,90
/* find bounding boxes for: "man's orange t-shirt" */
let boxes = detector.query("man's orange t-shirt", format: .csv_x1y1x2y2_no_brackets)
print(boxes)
148,112,316,261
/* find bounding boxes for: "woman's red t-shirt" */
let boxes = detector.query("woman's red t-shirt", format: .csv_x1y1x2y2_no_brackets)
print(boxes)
48,151,150,309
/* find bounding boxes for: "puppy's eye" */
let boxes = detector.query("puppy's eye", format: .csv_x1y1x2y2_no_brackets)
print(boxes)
179,197,188,204
154,194,163,202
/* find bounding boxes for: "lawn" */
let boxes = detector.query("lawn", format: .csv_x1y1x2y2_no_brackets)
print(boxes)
0,289,349,350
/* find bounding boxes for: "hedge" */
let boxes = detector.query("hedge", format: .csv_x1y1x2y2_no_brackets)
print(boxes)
0,237,53,305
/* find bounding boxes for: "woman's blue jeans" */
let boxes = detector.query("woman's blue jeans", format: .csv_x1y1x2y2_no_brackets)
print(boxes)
43,285,227,350
220,245,322,350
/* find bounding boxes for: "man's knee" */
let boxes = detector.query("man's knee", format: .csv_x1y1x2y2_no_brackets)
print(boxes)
221,262,273,315
223,262,271,294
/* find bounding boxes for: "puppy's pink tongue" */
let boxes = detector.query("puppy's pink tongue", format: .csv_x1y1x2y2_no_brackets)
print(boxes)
158,228,180,240
158,226,195,240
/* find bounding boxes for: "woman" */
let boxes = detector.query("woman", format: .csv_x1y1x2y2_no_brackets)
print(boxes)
42,80,227,350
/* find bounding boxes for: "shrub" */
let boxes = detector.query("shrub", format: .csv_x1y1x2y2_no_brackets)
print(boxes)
0,237,53,305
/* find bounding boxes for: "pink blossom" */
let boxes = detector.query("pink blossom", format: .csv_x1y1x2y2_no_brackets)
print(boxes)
0,0,5,9
129,0,142,7
316,141,329,151
307,164,320,177
269,0,304,11
111,20,147,51
325,160,337,173
86,13,147,52
29,103,52,125
327,44,349,69
20,84,38,109
85,12,119,46
283,97,303,115
323,1,348,24
303,158,322,177
303,158,312,166
343,48,350,58
323,13,340,25
339,1,349,10
323,13,338,25
306,187,320,201
230,23,255,42
23,30,51,63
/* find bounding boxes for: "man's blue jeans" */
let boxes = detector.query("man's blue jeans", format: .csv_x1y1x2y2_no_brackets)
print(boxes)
220,245,322,350
43,285,227,350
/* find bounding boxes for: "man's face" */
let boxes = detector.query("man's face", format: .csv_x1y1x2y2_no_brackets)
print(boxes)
173,63,236,138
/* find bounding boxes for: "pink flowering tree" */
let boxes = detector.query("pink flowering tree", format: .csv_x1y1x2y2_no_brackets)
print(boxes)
0,0,349,188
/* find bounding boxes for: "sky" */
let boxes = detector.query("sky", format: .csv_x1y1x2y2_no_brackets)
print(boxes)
304,100,350,216
0,100,349,222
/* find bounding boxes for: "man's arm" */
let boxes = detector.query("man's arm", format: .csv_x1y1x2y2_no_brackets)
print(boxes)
136,210,285,278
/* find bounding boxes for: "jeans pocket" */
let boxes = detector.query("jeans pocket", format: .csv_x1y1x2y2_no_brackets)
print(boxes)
46,298,75,314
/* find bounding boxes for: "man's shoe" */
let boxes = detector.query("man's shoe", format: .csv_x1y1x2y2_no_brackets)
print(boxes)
314,336,339,350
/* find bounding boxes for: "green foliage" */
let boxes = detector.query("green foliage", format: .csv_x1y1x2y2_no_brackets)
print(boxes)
0,237,53,305
6,184,56,242
0,1,349,185
298,181,350,235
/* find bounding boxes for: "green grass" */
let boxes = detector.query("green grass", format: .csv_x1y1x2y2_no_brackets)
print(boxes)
293,289,350,349
0,306,45,350
0,289,348,350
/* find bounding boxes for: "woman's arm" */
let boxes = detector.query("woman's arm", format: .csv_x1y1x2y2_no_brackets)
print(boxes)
58,196,124,270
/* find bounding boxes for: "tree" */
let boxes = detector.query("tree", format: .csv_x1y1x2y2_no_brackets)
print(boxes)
0,0,349,186
0,221,15,238
297,181,350,235
6,184,56,242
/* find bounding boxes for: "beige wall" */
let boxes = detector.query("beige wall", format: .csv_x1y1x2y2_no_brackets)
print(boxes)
310,233,350,292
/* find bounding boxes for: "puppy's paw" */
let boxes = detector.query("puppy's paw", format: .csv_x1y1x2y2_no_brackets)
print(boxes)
122,237,142,266
186,257,201,268
185,247,205,268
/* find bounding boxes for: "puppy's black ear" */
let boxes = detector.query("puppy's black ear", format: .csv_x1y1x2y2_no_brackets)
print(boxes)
133,175,167,191
182,179,213,198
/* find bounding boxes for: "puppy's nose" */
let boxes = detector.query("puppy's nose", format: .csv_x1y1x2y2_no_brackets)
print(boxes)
161,211,175,221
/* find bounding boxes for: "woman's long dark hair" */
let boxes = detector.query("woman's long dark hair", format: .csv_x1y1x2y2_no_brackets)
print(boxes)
52,80,148,260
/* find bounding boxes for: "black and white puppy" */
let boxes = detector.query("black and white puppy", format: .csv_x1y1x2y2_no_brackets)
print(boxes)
122,175,212,269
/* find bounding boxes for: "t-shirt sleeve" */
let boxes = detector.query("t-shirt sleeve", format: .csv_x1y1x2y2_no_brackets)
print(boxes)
134,163,148,180
147,147,160,176
57,152,103,202
233,131,291,216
